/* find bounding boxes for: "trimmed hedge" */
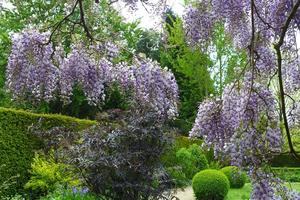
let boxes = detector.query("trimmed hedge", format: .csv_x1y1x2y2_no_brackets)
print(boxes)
0,107,96,196
271,154,300,167
192,169,229,200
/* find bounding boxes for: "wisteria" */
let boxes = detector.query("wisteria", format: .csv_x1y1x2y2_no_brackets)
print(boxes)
6,30,59,102
110,58,178,119
191,74,282,164
6,30,179,120
186,0,300,199
59,45,107,105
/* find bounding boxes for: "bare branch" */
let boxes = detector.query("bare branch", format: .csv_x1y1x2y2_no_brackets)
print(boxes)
45,0,80,45
78,0,93,41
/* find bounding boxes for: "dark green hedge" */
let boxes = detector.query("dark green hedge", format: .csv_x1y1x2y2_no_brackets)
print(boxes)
0,107,96,196
271,154,300,167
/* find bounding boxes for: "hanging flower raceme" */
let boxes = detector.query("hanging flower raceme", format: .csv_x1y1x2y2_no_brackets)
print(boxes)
111,58,179,119
6,30,59,102
131,58,179,119
59,45,107,105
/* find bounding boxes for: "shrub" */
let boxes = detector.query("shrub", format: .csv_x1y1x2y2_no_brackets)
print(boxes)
176,144,208,179
40,186,97,200
271,154,300,167
192,169,229,200
221,166,247,188
161,136,203,168
0,107,95,196
166,167,188,188
66,112,171,200
24,152,80,196
188,144,209,171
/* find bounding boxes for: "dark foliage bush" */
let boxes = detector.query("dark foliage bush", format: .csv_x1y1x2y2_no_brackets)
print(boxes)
192,169,229,200
220,166,247,188
62,111,173,200
72,114,171,200
0,107,95,196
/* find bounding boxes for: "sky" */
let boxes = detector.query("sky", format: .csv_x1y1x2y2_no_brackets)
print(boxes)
113,0,185,30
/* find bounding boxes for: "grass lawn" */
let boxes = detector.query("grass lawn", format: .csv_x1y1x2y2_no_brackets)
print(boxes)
226,182,300,200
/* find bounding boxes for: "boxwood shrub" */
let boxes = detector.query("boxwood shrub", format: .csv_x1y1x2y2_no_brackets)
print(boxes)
220,166,247,188
0,107,95,196
192,169,230,200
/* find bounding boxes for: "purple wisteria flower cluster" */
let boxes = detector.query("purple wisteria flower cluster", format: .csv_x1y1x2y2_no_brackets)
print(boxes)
190,73,282,165
6,30,178,119
6,30,59,102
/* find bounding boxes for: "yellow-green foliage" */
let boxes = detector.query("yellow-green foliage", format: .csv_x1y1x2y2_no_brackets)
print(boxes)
0,107,96,196
25,152,80,193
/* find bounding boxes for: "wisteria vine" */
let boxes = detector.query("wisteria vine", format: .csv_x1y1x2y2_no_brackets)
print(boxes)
185,0,300,199
6,30,178,120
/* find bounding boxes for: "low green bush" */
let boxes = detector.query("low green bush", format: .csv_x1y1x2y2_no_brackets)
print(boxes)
0,107,95,196
40,186,98,200
176,144,208,179
161,136,203,168
192,169,230,200
24,152,80,196
221,166,247,188
188,144,209,171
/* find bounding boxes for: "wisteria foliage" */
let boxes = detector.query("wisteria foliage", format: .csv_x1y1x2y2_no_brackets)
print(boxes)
6,30,178,120
185,0,300,199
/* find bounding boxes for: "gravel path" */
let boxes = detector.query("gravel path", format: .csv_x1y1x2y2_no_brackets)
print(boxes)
173,187,195,200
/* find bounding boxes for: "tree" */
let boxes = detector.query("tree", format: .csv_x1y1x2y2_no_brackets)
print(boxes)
210,23,247,95
160,14,215,132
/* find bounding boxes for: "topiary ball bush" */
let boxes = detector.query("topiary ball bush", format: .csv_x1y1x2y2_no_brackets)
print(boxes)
192,169,230,200
221,166,247,188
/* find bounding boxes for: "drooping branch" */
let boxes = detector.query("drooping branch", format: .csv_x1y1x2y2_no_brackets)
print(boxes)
45,0,93,44
274,0,300,160
45,0,79,44
78,0,93,41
